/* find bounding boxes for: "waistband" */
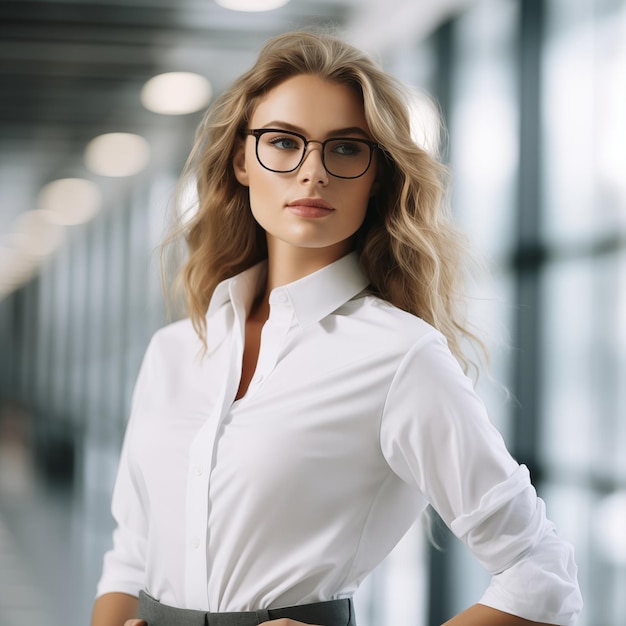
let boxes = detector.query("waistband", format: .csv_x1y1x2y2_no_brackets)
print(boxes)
137,590,356,626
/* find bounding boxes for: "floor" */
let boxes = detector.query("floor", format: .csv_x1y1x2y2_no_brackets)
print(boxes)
0,439,90,626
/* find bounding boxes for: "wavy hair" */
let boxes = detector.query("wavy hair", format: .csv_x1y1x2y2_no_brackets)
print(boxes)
164,30,485,373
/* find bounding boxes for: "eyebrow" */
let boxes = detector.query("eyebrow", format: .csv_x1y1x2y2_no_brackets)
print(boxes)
260,121,371,139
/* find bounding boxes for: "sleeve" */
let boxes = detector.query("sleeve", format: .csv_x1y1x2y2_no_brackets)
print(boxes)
379,331,583,625
95,337,156,598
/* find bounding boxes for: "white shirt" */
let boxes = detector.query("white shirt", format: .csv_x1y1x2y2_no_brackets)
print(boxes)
97,252,582,625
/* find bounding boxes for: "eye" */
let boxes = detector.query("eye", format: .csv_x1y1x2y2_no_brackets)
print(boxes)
329,140,364,157
267,135,302,151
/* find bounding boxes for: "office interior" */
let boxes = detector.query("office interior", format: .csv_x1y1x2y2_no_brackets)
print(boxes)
0,0,625,624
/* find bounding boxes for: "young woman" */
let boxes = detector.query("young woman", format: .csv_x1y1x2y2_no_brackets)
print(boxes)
91,31,582,626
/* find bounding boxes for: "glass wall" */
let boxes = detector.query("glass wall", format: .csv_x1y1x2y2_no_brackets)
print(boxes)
539,1,626,624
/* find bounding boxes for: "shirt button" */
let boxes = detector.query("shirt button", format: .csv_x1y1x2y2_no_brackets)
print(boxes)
195,465,203,476
192,537,200,549
275,291,288,304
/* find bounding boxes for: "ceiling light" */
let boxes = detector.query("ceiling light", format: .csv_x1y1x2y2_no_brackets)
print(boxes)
85,132,150,177
0,246,39,294
13,210,65,257
37,178,102,225
141,72,212,115
215,0,290,11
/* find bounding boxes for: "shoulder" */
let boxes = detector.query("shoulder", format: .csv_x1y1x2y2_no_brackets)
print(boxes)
344,291,442,348
130,318,208,408
137,319,203,377
149,318,198,351
346,294,470,389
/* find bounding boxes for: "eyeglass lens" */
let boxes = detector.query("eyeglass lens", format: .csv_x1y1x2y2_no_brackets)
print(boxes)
254,130,373,178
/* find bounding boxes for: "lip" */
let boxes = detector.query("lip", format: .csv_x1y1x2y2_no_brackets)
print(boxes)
286,197,334,218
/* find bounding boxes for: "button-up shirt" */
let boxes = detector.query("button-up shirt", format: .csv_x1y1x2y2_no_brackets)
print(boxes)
96,252,582,625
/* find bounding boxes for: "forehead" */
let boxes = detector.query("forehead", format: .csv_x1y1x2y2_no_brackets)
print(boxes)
249,74,369,134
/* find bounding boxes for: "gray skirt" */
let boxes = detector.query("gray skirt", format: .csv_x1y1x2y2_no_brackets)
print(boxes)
137,590,356,626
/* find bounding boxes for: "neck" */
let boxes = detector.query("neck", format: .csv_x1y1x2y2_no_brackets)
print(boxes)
266,239,352,293
248,239,352,330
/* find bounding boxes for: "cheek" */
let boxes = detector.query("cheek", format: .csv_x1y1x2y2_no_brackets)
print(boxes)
247,171,282,226
248,172,277,201
245,158,273,198
347,179,377,229
350,178,377,215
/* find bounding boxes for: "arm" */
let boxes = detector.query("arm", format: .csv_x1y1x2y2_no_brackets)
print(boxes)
255,606,557,626
380,333,582,625
93,340,156,622
443,604,557,626
90,592,141,626
256,605,557,626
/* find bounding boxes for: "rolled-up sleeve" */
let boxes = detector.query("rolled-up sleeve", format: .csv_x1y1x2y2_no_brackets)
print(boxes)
95,340,154,598
380,331,582,625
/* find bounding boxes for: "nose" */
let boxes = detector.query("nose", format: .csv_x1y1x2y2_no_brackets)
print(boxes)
297,142,329,185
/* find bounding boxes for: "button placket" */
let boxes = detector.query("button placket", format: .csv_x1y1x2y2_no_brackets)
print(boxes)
250,298,292,393
184,312,244,611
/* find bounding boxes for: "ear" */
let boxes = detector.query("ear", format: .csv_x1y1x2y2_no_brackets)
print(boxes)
233,140,250,187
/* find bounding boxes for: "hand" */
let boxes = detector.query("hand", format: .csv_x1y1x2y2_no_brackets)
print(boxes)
123,621,146,626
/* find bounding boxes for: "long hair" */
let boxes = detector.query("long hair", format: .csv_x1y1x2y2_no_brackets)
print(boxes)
165,30,484,373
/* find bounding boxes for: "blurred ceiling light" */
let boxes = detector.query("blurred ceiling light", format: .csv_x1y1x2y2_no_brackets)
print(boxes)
37,178,102,225
0,246,39,293
215,0,290,11
85,132,150,177
13,209,65,257
141,72,212,115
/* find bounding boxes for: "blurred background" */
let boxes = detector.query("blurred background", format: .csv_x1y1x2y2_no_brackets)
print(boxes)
0,0,625,624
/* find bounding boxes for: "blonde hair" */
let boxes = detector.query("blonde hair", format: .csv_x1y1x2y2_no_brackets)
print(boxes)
165,30,484,373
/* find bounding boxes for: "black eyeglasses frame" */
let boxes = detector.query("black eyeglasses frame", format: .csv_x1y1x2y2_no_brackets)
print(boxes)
244,128,381,180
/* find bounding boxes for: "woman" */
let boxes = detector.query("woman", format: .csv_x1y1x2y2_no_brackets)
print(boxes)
91,31,582,626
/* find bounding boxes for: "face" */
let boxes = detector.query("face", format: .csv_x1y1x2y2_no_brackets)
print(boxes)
233,74,378,263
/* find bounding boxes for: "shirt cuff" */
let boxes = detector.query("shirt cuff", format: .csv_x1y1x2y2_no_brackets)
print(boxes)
478,529,583,625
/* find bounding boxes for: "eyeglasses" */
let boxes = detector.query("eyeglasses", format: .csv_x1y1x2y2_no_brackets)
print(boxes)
245,128,380,179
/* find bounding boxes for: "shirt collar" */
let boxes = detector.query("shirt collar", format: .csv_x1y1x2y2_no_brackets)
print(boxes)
207,251,369,327
278,252,369,327
207,262,266,319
